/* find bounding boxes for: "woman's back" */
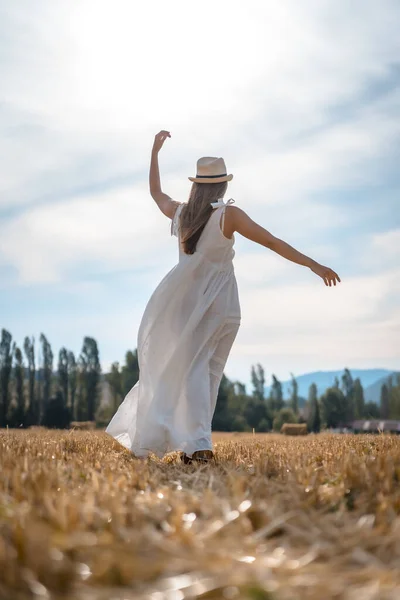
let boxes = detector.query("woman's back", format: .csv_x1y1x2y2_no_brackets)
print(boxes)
173,200,237,270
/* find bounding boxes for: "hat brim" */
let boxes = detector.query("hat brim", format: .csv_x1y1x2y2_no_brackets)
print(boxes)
188,174,233,184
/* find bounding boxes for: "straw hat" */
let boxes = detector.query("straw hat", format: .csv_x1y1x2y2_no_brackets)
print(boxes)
188,157,233,184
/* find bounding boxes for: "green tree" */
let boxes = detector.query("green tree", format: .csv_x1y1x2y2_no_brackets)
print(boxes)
307,382,317,405
76,366,87,421
341,368,354,422
106,362,123,412
121,350,139,396
24,336,37,425
212,374,232,431
67,351,77,420
268,374,284,413
0,329,13,427
289,372,299,415
12,346,25,427
42,390,70,429
307,383,320,433
244,398,271,431
364,401,380,419
77,337,101,421
225,381,248,428
273,407,297,432
58,348,69,410
380,383,390,419
353,378,365,419
320,387,347,428
251,363,265,401
231,414,250,432
388,374,400,419
39,333,53,424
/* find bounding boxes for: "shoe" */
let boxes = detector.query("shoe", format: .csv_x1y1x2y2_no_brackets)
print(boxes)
192,450,214,463
179,452,193,465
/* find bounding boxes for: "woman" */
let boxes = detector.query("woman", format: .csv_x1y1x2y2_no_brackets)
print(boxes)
106,130,341,463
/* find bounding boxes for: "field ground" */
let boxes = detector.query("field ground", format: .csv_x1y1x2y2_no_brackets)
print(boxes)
1,430,400,600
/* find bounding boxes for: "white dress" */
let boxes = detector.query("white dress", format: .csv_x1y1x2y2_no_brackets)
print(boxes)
105,198,241,457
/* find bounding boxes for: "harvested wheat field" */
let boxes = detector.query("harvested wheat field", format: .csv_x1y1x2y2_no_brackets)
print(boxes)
1,430,400,600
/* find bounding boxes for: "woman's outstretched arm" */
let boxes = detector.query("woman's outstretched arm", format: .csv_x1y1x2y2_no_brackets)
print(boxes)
149,130,180,219
229,206,341,287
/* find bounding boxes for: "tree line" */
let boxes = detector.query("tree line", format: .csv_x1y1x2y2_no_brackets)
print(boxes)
213,365,400,433
0,329,102,428
1,328,399,430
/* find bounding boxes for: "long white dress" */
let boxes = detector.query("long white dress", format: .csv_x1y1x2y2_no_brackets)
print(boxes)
105,198,241,457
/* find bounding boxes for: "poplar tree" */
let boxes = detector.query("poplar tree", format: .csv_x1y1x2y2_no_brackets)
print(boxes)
68,351,77,420
251,363,265,401
320,387,347,428
307,383,320,433
380,383,390,419
388,374,400,419
39,333,54,423
0,329,13,427
289,372,299,415
58,348,69,409
13,346,25,426
24,336,37,425
341,368,355,422
268,374,284,413
121,350,139,396
78,337,101,421
106,362,123,411
353,378,365,419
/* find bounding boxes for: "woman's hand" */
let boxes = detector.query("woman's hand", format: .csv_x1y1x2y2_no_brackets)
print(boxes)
310,263,341,286
152,130,171,154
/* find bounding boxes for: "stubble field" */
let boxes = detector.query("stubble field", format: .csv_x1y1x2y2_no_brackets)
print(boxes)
0,429,400,600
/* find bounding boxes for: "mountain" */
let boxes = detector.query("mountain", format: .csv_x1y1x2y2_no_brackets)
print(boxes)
364,371,400,404
264,369,396,403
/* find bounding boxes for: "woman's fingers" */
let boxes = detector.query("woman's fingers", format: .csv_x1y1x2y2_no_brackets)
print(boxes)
153,130,171,152
322,268,341,286
156,130,171,139
154,131,171,149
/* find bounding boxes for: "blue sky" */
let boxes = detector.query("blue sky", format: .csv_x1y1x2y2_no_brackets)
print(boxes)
1,0,399,389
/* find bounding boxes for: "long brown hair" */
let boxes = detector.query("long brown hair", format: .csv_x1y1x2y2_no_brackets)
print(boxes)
179,181,228,254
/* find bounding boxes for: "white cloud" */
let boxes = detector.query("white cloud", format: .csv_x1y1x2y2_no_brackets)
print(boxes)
1,0,400,382
1,0,399,208
0,182,179,283
370,229,400,268
227,266,400,382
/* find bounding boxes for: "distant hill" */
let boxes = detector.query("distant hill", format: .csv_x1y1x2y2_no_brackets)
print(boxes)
264,369,397,403
364,372,400,404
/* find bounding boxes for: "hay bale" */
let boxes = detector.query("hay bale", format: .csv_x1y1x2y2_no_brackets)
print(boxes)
281,423,308,435
70,421,96,431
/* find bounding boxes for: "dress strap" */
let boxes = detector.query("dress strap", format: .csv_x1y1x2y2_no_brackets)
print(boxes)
171,203,185,237
210,198,235,209
210,198,235,233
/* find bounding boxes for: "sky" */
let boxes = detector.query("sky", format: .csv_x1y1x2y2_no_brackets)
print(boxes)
1,0,399,390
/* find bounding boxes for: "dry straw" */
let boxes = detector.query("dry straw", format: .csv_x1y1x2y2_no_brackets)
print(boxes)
0,429,399,599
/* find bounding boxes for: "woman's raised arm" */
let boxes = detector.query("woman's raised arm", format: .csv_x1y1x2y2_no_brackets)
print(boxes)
149,130,179,219
229,206,341,287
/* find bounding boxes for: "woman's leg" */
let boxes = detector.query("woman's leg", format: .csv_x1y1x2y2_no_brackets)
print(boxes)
180,321,239,463
171,320,240,458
